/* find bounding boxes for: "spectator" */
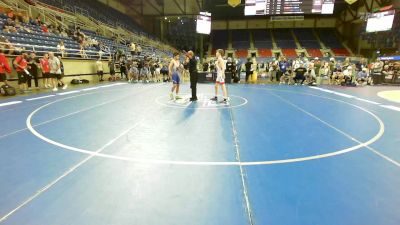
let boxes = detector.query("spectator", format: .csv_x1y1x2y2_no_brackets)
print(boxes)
0,36,15,54
13,51,29,93
342,66,354,86
14,19,23,30
40,53,51,88
57,40,66,57
27,51,40,89
33,16,41,26
306,59,316,84
292,57,302,70
372,58,384,84
278,57,290,82
314,57,321,75
329,58,336,75
49,52,65,91
356,68,369,86
0,48,12,86
56,55,67,89
279,70,293,85
96,58,104,82
41,24,49,33
293,63,307,85
317,62,330,84
130,42,136,56
269,59,278,82
7,10,15,20
245,58,253,82
60,28,68,38
119,56,127,80
3,18,17,33
202,60,209,72
108,58,116,81
79,44,88,59
136,44,142,55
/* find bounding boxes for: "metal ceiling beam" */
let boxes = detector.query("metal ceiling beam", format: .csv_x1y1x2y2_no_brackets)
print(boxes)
172,0,185,14
147,0,163,15
362,0,372,12
195,0,202,10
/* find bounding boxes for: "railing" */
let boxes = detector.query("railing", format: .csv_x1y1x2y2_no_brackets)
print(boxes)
1,41,112,60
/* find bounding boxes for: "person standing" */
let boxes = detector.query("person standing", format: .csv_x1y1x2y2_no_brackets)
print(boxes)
372,58,384,85
210,49,228,103
130,42,136,56
40,53,51,88
119,57,127,80
108,58,116,81
278,57,289,82
57,55,67,89
48,52,65,91
96,58,104,82
27,51,39,89
245,58,252,82
136,44,142,56
186,51,198,101
0,48,11,86
168,52,182,100
13,51,29,93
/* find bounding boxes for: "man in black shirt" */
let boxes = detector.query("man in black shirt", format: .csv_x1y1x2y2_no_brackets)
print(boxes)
186,51,198,101
203,61,209,72
293,64,307,85
27,51,39,89
245,58,253,82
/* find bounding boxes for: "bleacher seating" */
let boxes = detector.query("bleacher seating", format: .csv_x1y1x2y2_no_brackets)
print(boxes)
231,30,250,50
317,28,351,57
212,30,229,50
282,49,298,58
235,49,248,58
0,1,171,60
318,28,343,49
40,0,144,35
253,29,273,49
273,29,297,49
258,49,272,57
293,29,321,49
332,48,350,56
208,28,353,58
0,16,83,56
307,49,323,58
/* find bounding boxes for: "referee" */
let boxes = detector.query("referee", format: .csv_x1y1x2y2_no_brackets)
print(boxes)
187,51,198,101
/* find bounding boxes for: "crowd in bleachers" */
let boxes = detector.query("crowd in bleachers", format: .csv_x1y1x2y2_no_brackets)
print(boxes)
242,56,399,86
201,55,399,86
0,8,105,59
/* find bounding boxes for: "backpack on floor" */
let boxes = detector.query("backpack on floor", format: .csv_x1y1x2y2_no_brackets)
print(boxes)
70,79,81,84
0,85,16,96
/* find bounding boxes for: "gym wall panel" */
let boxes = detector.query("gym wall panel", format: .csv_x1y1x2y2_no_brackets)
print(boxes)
247,20,268,29
212,18,337,30
271,21,292,28
64,60,110,76
228,20,247,29
315,18,336,27
211,21,228,30
294,19,314,27
5,58,110,85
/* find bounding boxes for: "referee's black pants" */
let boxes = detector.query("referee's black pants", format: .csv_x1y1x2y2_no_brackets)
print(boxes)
190,75,198,99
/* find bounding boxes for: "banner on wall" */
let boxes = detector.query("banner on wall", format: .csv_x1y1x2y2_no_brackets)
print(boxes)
378,56,400,61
